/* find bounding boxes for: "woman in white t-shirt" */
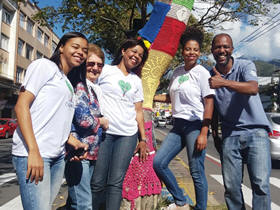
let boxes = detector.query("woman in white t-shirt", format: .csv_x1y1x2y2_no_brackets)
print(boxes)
12,32,89,210
153,28,215,210
91,38,149,210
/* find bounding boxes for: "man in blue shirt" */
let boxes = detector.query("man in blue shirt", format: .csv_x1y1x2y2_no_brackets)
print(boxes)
209,33,271,210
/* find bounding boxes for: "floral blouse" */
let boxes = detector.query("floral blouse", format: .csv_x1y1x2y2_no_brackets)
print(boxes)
71,82,103,160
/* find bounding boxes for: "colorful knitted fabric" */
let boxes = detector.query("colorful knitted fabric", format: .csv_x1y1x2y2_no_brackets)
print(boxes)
122,121,161,210
166,2,192,24
138,0,195,109
141,49,173,109
151,16,186,57
138,1,171,43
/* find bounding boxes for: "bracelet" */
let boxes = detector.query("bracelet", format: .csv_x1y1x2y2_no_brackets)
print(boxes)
139,138,147,143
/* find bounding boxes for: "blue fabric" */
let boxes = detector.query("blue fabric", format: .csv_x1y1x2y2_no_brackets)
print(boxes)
65,160,96,210
221,129,271,210
12,155,65,210
91,133,138,210
138,1,170,43
153,118,208,209
211,58,271,138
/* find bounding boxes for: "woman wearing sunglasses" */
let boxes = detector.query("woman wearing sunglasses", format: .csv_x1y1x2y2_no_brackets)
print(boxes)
65,44,109,210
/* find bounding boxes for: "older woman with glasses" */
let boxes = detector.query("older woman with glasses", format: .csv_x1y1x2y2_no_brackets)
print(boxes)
65,44,109,210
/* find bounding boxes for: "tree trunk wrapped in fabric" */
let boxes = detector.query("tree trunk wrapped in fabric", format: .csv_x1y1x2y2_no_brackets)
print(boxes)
121,1,195,209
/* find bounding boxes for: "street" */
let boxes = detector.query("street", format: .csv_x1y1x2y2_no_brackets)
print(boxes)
0,126,280,209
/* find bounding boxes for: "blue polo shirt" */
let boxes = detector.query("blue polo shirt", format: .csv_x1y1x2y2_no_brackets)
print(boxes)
211,58,271,138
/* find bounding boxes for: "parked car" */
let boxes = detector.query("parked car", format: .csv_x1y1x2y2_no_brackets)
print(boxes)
266,113,280,160
153,116,167,128
0,118,18,139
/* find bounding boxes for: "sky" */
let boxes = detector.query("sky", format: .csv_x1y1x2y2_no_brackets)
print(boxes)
192,1,280,61
36,0,280,61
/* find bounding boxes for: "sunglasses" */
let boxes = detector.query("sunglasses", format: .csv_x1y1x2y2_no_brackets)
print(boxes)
86,62,104,68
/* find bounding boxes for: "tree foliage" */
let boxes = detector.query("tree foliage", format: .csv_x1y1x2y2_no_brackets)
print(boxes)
32,0,279,58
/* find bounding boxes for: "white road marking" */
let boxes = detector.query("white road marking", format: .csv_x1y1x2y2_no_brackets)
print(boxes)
206,154,221,164
0,173,17,186
270,177,280,188
211,174,280,210
0,178,65,209
0,196,23,210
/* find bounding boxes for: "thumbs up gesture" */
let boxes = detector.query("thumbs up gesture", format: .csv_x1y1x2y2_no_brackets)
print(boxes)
209,67,226,89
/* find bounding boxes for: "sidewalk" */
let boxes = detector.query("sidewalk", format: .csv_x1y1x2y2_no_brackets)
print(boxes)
51,128,225,210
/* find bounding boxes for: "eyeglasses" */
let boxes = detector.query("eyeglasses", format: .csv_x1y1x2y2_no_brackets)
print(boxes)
86,62,104,68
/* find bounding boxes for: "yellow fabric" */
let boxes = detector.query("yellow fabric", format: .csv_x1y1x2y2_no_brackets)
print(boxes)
143,39,151,49
141,49,173,109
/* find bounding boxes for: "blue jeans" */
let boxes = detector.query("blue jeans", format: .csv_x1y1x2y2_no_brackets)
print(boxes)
91,133,138,210
153,118,208,210
221,128,271,210
65,159,96,210
12,155,65,210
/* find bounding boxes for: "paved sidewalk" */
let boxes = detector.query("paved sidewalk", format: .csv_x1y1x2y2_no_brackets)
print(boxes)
52,128,224,209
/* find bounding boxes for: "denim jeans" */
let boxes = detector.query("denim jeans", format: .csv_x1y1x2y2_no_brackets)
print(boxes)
153,118,208,210
91,133,138,210
221,128,271,210
12,155,65,210
65,159,96,210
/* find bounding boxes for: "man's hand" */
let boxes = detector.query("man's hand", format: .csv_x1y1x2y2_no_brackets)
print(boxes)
134,141,149,162
209,67,226,89
27,150,44,184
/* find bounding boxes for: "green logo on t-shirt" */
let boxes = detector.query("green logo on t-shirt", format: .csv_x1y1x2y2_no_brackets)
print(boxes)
118,80,131,96
178,75,189,85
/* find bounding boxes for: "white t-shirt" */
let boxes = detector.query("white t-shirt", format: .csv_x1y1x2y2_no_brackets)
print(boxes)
169,64,215,121
98,64,143,136
12,58,75,158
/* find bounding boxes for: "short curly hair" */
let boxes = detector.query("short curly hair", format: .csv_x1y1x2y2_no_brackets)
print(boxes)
180,27,204,49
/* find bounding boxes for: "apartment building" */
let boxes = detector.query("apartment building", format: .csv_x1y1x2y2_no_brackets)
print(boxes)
0,0,59,118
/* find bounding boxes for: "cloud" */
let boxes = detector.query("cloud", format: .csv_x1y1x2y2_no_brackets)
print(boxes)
193,1,280,61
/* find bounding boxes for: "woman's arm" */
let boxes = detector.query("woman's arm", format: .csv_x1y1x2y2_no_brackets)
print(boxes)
134,101,148,162
196,95,214,151
74,84,108,132
153,94,171,103
15,90,43,185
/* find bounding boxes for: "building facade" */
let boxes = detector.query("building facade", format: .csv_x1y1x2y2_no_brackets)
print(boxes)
0,0,59,118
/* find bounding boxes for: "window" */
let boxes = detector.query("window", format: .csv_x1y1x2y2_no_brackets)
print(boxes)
18,39,24,56
0,34,9,51
2,8,12,25
37,28,43,42
19,12,25,29
36,51,43,59
44,34,49,47
25,44,33,60
52,41,57,54
16,67,24,83
27,19,34,34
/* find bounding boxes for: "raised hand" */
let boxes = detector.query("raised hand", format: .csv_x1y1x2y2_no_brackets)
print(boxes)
209,67,226,89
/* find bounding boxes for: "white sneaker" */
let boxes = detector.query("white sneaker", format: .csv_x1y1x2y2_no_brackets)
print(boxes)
166,203,190,210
